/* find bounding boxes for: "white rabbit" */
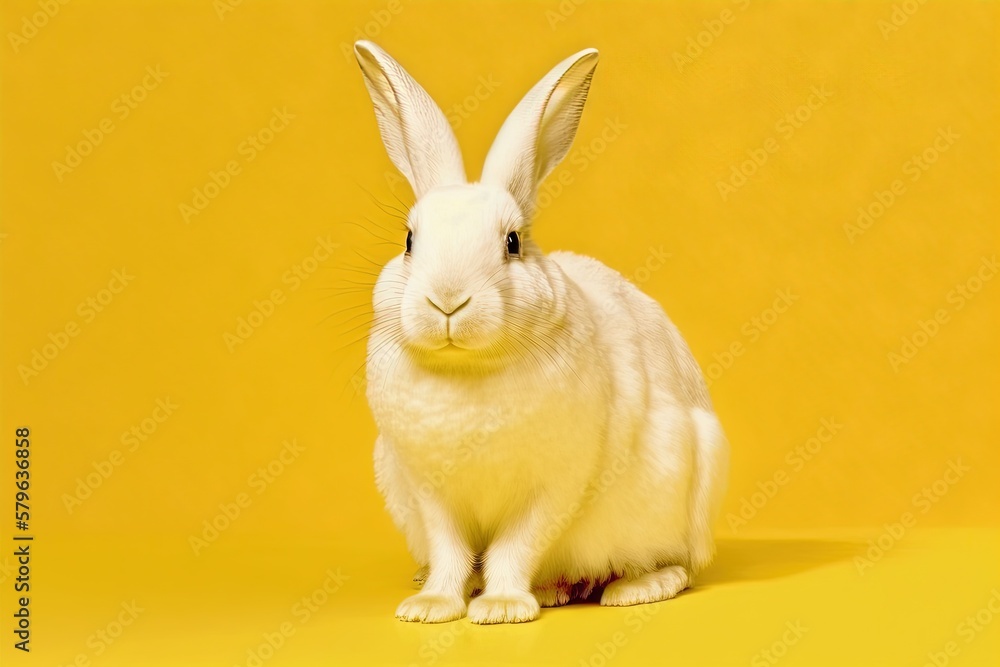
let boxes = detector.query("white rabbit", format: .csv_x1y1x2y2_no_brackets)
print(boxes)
355,40,729,624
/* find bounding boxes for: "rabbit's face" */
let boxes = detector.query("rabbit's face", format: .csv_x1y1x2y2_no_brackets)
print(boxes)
373,183,565,367
358,41,597,370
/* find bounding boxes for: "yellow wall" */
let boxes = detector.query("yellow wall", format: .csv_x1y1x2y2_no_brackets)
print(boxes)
2,3,998,666
1,0,996,554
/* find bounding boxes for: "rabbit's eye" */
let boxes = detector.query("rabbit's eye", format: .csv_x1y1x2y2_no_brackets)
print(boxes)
506,231,521,257
405,230,412,254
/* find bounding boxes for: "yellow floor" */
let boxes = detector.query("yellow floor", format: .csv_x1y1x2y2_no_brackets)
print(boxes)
11,527,998,666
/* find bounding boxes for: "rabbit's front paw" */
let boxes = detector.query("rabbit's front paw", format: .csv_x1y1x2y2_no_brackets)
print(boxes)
395,593,466,623
468,591,540,624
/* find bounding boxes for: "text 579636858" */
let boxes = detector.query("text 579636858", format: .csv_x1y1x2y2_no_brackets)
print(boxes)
13,426,32,652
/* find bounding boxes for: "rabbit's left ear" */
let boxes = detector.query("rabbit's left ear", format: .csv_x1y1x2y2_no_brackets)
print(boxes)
481,48,599,220
355,41,467,197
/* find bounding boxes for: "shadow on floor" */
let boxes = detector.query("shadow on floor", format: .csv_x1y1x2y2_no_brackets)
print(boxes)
553,537,865,607
697,537,863,587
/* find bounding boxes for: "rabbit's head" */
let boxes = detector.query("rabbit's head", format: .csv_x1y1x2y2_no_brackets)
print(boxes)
355,42,598,368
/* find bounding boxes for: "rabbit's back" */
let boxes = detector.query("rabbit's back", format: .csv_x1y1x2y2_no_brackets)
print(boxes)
550,250,712,412
533,251,726,582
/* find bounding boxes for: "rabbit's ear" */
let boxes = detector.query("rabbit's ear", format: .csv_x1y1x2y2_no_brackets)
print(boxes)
481,48,598,220
355,41,466,197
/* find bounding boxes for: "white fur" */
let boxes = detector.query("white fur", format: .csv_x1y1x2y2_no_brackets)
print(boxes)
355,41,729,624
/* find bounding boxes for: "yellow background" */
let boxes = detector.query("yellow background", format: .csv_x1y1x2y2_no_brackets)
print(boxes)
1,1,997,665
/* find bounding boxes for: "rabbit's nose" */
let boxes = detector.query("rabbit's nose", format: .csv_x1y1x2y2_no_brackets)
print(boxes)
427,295,471,316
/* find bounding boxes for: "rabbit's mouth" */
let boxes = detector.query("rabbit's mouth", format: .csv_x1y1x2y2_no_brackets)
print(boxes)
397,296,506,357
403,336,470,355
409,337,510,371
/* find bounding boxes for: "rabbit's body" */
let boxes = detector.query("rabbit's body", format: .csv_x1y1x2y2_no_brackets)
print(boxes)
355,43,728,623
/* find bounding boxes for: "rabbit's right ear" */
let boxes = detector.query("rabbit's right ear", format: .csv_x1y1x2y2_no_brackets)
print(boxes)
354,41,466,198
481,48,599,221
